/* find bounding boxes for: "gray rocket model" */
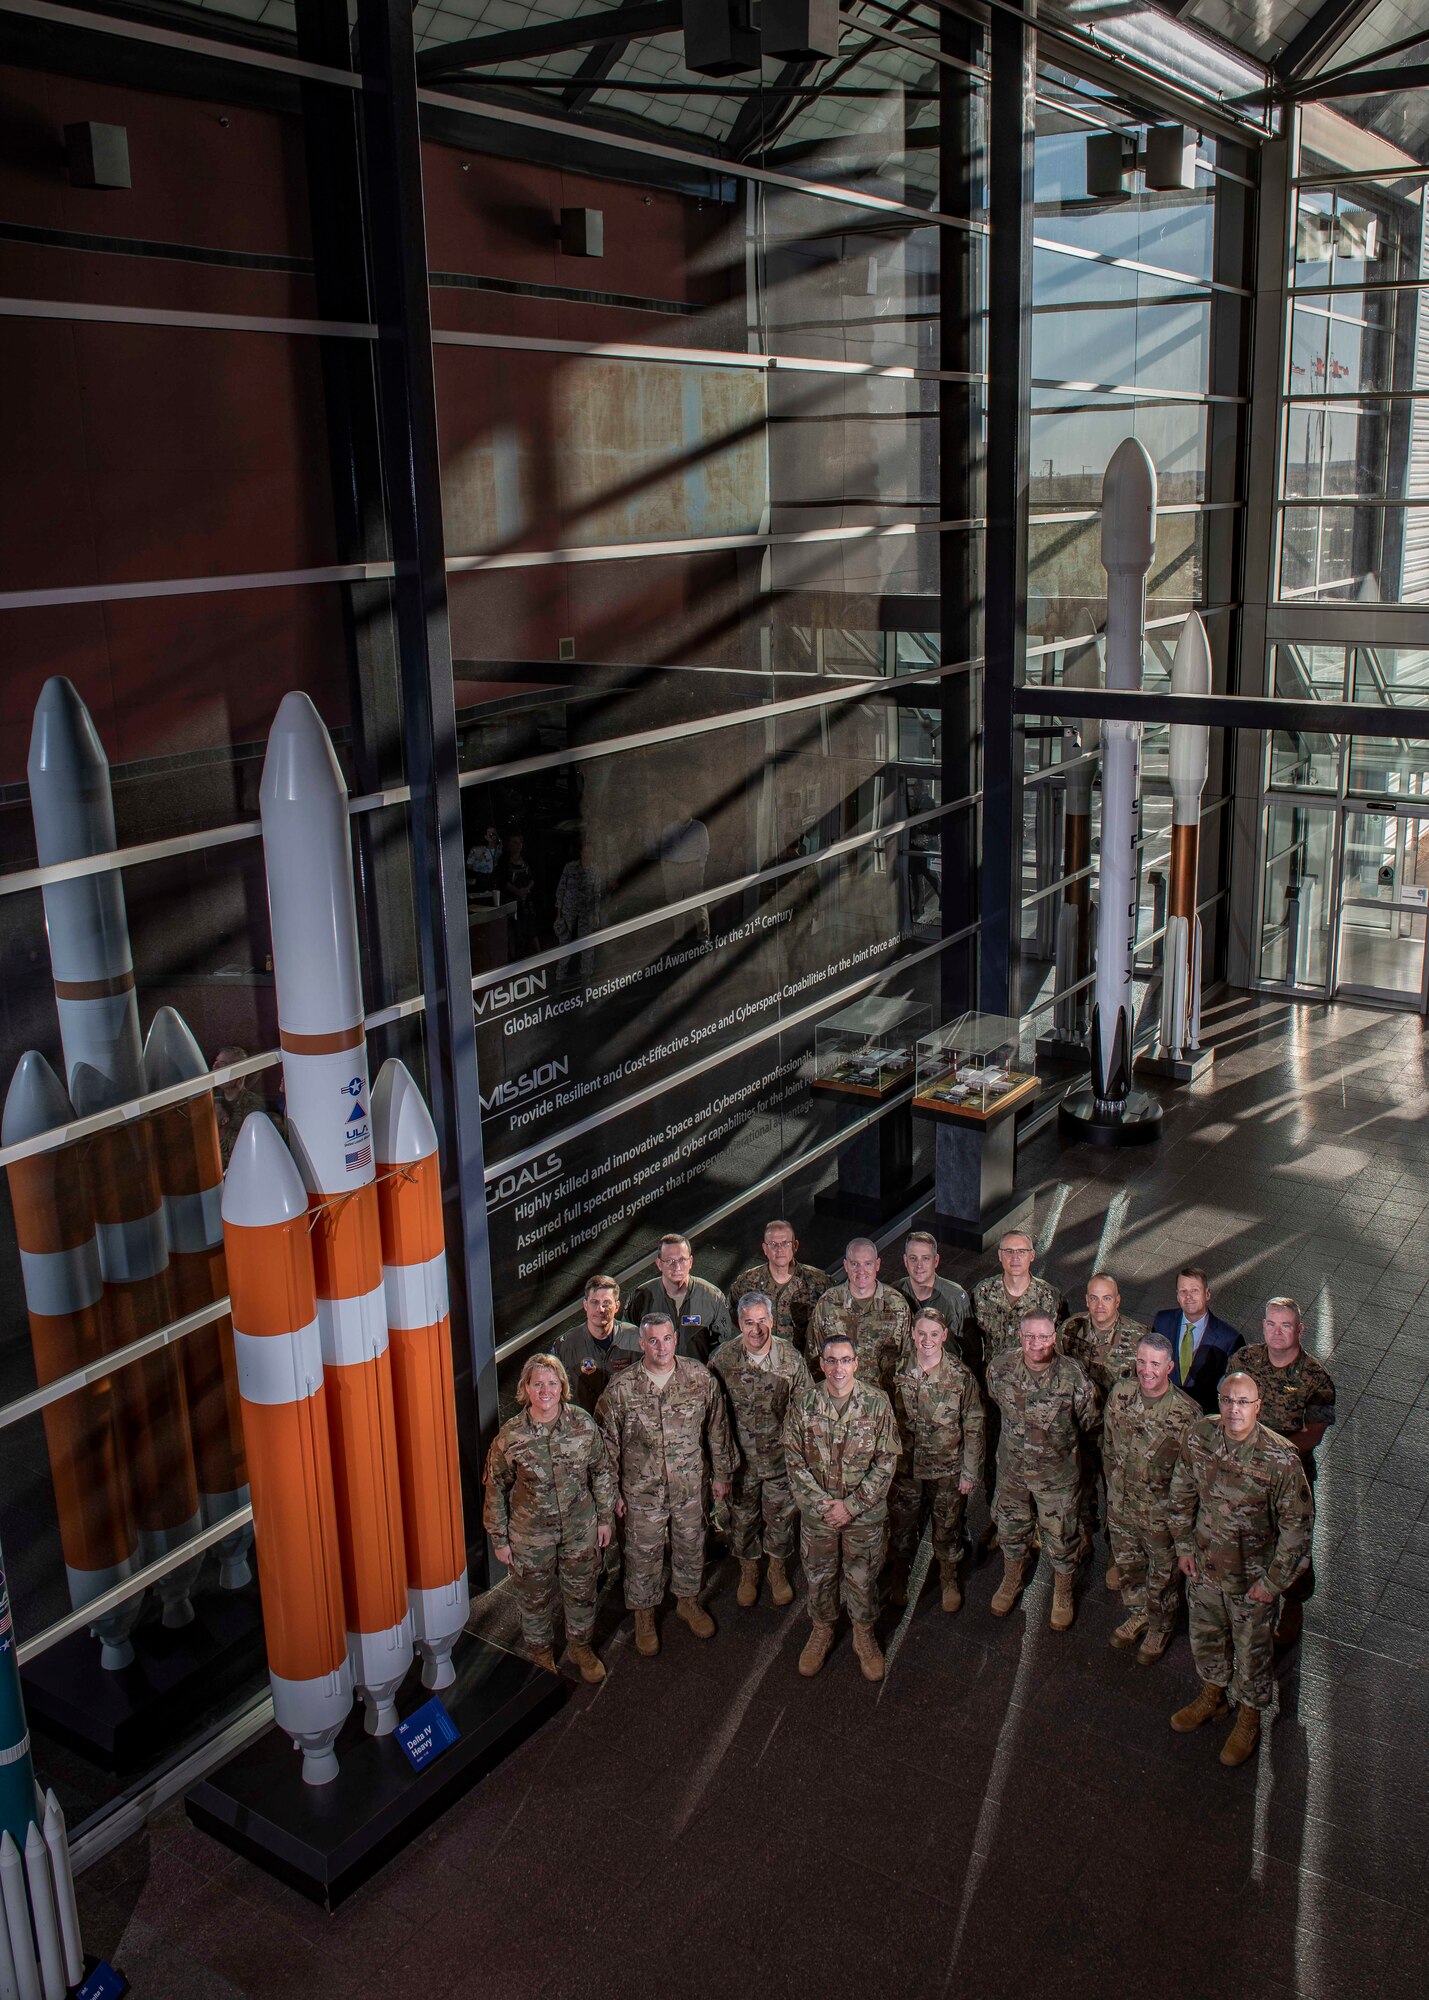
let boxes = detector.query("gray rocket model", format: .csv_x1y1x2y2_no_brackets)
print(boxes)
1144,612,1214,1080
1060,439,1163,1146
1051,623,1102,1047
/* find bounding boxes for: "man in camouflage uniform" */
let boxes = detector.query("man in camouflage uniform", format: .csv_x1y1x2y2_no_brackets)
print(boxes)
1102,1330,1198,1665
710,1290,812,1609
595,1311,734,1658
805,1237,911,1395
897,1231,975,1370
1060,1271,1148,1584
728,1218,830,1356
785,1333,900,1683
971,1230,1068,1527
551,1273,637,1415
484,1353,616,1684
1167,1369,1314,1766
1238,1297,1334,1649
888,1308,984,1614
987,1311,1099,1631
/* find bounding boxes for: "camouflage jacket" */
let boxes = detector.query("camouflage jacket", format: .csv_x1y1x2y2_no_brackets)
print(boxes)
1238,1345,1336,1453
622,1275,733,1364
892,1353,985,1486
595,1357,734,1505
1167,1417,1314,1597
1103,1379,1199,1521
710,1334,812,1479
972,1273,1069,1369
987,1350,1100,1481
482,1404,615,1550
728,1261,831,1350
784,1379,900,1527
1060,1311,1148,1400
805,1282,911,1391
549,1321,637,1415
897,1275,976,1366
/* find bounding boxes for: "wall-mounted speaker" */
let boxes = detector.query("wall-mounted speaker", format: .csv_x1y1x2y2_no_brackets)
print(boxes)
682,0,760,77
762,0,840,60
65,122,131,190
560,207,604,258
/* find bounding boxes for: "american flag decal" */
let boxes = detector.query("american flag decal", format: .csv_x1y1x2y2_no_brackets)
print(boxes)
346,1144,371,1171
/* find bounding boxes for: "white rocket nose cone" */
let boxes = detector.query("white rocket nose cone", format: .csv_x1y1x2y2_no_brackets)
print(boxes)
260,691,346,808
222,1111,309,1227
1170,610,1211,698
2,1050,73,1146
1101,437,1157,576
372,1059,437,1166
28,677,115,860
142,1006,208,1090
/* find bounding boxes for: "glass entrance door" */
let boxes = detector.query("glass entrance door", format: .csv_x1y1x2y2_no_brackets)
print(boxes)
1336,808,1429,1010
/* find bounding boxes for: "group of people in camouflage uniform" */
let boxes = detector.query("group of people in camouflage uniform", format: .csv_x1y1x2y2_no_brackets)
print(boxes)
483,1218,1330,1769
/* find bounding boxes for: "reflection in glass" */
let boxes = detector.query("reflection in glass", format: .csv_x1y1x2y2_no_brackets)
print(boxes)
1259,803,1335,989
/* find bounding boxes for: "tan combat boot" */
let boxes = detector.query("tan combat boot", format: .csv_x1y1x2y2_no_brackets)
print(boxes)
1105,1561,1122,1592
567,1641,605,1686
990,1555,1026,1617
1109,1615,1147,1652
768,1557,794,1606
1050,1572,1076,1632
852,1622,885,1682
633,1608,660,1658
798,1621,835,1676
1219,1705,1262,1766
1136,1625,1171,1667
1170,1682,1229,1733
529,1645,557,1673
737,1559,760,1608
676,1596,716,1639
940,1560,962,1613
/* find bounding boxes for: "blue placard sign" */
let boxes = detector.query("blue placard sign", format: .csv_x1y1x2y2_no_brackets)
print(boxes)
77,1964,127,2000
396,1696,459,1773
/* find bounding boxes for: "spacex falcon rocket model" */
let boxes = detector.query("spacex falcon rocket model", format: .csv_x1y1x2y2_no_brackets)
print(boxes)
259,693,413,1735
1060,439,1163,1147
1140,612,1214,1083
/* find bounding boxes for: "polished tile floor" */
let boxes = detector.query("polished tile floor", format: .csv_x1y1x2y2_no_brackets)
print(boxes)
77,993,1429,1999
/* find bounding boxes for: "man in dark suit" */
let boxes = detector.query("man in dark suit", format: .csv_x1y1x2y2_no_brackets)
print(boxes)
1154,1267,1243,1416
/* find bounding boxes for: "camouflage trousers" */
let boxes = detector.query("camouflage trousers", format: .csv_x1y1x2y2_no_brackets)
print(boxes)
1186,1573,1278,1712
888,1475,967,1566
1108,1513,1180,1633
623,1489,706,1610
1078,1439,1106,1538
509,1537,601,1649
994,1466,1081,1574
729,1467,797,1562
801,1515,886,1624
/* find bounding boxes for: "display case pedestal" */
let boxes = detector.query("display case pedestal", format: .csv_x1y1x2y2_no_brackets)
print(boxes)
1135,1045,1213,1085
186,1634,564,1909
1034,1030,1090,1069
928,1098,1034,1250
814,1104,930,1225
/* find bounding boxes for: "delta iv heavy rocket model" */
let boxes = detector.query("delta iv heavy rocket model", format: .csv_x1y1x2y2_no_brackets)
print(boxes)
1,1544,87,2000
224,691,469,1781
1060,439,1164,1147
1139,612,1215,1085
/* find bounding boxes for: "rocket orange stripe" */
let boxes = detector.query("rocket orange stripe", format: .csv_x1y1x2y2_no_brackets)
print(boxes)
322,1355,409,1629
390,1317,464,1591
309,1187,384,1301
53,969,135,1000
374,1154,442,1266
86,1123,165,1228
7,1152,96,1255
279,1024,364,1056
172,1244,248,1495
242,1392,348,1683
150,1096,223,1200
224,1215,318,1333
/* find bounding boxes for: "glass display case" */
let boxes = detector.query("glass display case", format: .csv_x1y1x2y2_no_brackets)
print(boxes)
811,997,929,1099
913,1012,1040,1122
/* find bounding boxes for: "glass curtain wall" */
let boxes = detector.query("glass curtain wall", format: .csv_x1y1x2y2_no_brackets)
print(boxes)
1256,96,1429,1008
1017,64,1251,1048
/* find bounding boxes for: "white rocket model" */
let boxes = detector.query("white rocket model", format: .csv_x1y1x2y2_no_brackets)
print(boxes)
1153,612,1211,1065
1061,439,1163,1146
1051,623,1102,1045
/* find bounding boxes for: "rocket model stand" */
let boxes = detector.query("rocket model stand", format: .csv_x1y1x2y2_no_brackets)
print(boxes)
3,1054,142,1672
1060,440,1164,1149
1138,611,1215,1085
259,694,413,1737
223,1114,353,1785
144,1008,254,1587
372,1060,470,1692
29,678,203,1627
1037,621,1102,1068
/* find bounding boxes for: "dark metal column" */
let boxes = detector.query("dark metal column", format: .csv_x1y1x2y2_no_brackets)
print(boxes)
939,12,984,1018
979,0,1035,1017
353,0,501,1554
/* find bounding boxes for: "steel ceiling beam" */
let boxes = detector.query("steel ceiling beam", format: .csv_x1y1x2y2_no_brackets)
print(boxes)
1274,0,1379,81
416,1,682,80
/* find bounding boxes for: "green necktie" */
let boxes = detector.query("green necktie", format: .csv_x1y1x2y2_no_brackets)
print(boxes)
1179,1318,1194,1381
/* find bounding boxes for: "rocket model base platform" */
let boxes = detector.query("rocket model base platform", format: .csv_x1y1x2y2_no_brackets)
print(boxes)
1034,1032,1092,1070
1135,1046,1214,1085
21,1586,267,1773
1059,1086,1164,1148
185,1634,565,1909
